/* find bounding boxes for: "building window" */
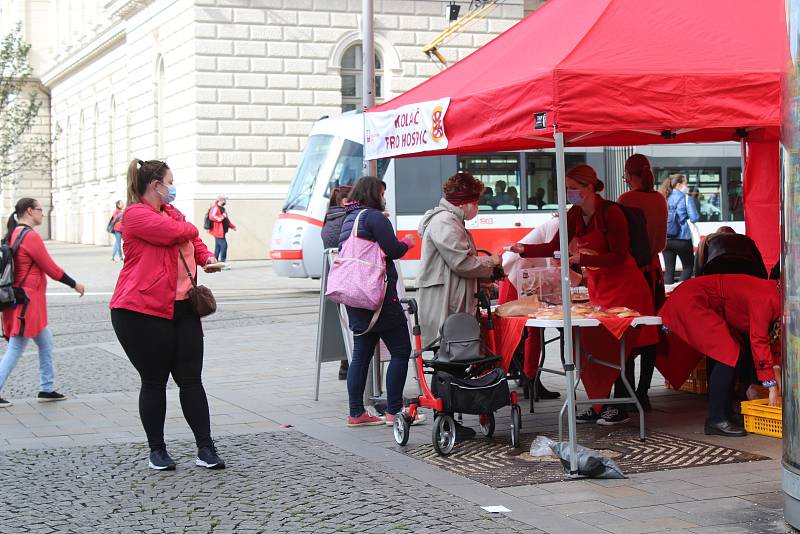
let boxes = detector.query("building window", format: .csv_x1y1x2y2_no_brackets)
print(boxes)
340,44,382,112
108,96,115,179
93,104,99,181
77,111,84,184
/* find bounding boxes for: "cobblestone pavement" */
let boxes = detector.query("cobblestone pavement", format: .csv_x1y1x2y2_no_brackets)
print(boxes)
0,430,537,534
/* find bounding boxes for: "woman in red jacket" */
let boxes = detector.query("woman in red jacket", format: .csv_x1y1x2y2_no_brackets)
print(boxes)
659,274,781,437
110,159,224,471
207,195,235,263
0,198,85,407
510,164,657,425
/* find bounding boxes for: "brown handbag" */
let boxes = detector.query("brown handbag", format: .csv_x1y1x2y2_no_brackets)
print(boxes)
179,253,217,318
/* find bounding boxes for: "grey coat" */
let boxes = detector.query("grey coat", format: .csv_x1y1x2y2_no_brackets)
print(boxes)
415,199,496,347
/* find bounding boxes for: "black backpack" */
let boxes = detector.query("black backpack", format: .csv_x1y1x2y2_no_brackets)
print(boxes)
0,228,31,310
203,209,213,230
599,201,652,268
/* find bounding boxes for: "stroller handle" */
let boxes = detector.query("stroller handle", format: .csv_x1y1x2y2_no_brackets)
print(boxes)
400,298,420,326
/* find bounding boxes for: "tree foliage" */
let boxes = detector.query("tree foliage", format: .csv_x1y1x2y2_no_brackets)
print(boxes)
0,22,54,181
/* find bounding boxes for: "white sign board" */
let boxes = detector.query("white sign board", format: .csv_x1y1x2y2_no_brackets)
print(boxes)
364,97,450,160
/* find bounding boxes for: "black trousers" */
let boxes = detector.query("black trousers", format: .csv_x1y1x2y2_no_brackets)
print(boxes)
663,238,694,284
111,301,212,451
707,358,736,423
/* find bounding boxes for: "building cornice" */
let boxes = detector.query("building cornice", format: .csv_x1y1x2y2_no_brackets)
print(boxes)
105,0,156,21
40,25,126,88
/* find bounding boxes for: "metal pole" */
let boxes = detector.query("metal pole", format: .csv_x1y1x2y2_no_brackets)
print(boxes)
362,0,377,176
555,131,579,475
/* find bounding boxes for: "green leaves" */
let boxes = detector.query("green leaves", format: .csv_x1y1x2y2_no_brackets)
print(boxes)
0,22,54,181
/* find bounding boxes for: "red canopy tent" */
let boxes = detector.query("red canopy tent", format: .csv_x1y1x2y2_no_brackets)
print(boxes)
366,0,789,472
366,0,789,266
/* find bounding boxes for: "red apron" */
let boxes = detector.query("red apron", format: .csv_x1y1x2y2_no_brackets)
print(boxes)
573,226,658,401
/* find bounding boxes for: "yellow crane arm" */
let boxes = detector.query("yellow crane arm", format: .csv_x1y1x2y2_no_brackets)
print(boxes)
422,0,502,65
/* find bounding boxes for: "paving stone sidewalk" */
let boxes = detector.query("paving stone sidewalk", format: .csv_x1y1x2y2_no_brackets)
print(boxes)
0,430,536,534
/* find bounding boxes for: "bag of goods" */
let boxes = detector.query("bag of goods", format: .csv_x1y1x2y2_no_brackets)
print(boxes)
606,307,641,318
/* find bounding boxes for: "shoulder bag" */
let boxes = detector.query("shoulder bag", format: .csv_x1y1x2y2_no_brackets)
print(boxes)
179,253,217,317
685,194,701,248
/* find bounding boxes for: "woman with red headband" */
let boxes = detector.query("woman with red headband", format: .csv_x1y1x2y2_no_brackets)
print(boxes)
509,164,657,425
417,172,500,349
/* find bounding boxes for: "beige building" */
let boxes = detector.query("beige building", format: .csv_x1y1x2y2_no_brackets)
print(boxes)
1,0,537,258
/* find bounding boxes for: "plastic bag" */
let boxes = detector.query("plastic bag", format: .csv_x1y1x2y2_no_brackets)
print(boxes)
550,442,626,479
495,296,540,317
529,435,556,457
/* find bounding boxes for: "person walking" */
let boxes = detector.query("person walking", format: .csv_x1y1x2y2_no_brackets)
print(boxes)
110,200,125,262
207,195,235,264
660,173,700,283
617,154,668,411
110,159,225,471
0,198,85,408
338,176,422,427
321,185,352,380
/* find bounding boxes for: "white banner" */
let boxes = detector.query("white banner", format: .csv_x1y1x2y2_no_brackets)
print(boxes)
364,97,450,160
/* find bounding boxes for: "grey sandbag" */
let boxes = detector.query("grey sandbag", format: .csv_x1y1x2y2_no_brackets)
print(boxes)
550,442,626,479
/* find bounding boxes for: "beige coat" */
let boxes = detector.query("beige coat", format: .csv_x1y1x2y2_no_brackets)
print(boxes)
415,199,496,347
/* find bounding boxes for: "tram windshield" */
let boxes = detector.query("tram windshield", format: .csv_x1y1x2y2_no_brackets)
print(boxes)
283,135,333,212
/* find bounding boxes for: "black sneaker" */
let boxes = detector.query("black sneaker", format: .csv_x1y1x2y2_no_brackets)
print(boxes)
0,397,12,408
597,407,631,426
148,448,176,471
454,422,476,442
576,407,599,424
196,444,225,469
37,391,66,402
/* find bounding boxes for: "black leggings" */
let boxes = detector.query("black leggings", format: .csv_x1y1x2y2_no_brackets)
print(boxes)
111,301,212,451
663,238,694,284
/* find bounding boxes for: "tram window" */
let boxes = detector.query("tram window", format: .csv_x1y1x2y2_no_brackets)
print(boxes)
283,135,332,212
655,167,723,222
727,168,743,221
459,154,521,211
330,139,363,189
525,153,586,210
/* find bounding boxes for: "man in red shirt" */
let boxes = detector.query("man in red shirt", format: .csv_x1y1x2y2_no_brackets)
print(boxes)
207,195,236,265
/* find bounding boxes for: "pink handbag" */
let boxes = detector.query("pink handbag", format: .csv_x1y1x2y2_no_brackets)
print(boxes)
325,210,388,318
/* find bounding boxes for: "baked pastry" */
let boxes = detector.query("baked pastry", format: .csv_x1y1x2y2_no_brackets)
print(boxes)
616,310,641,318
606,307,630,314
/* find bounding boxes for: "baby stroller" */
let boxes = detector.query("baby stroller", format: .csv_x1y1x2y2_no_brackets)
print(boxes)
393,298,521,456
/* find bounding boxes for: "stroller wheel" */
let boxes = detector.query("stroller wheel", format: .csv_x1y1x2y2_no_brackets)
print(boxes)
479,413,495,437
432,414,457,456
393,413,411,446
510,404,522,448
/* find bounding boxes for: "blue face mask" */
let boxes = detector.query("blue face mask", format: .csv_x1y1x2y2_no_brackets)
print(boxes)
159,183,177,204
567,189,583,206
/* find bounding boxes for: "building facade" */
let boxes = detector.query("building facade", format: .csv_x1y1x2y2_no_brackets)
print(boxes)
1,0,533,258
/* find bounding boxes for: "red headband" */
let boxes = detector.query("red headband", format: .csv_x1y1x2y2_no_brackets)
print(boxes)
445,192,481,206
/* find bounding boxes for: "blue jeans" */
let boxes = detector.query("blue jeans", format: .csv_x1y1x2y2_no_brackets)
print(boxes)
347,322,410,417
111,231,123,260
214,237,228,262
0,327,55,394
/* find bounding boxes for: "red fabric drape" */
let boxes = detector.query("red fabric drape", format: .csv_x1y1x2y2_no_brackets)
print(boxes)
744,140,781,270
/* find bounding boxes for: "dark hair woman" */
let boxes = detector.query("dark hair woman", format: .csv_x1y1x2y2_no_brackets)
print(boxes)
337,176,421,427
616,154,668,411
660,173,700,283
321,184,353,380
110,159,225,471
510,164,658,426
0,198,85,408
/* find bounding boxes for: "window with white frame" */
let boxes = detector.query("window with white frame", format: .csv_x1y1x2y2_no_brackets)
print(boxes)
340,44,383,112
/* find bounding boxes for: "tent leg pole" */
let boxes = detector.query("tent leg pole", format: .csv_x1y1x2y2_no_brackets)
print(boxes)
555,131,579,476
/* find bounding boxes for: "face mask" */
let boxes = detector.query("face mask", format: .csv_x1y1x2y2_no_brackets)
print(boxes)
567,189,583,206
159,183,177,204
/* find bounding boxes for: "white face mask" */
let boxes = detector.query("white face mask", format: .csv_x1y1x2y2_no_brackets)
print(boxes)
462,202,479,221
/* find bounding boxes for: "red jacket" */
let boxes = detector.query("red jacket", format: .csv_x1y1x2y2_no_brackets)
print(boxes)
659,274,781,382
208,204,235,238
110,203,214,319
1,227,66,338
111,208,124,233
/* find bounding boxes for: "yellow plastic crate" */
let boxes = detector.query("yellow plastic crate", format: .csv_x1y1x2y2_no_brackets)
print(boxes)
740,398,782,438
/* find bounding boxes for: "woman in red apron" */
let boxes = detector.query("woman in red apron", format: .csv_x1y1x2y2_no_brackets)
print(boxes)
510,164,657,425
659,274,781,437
